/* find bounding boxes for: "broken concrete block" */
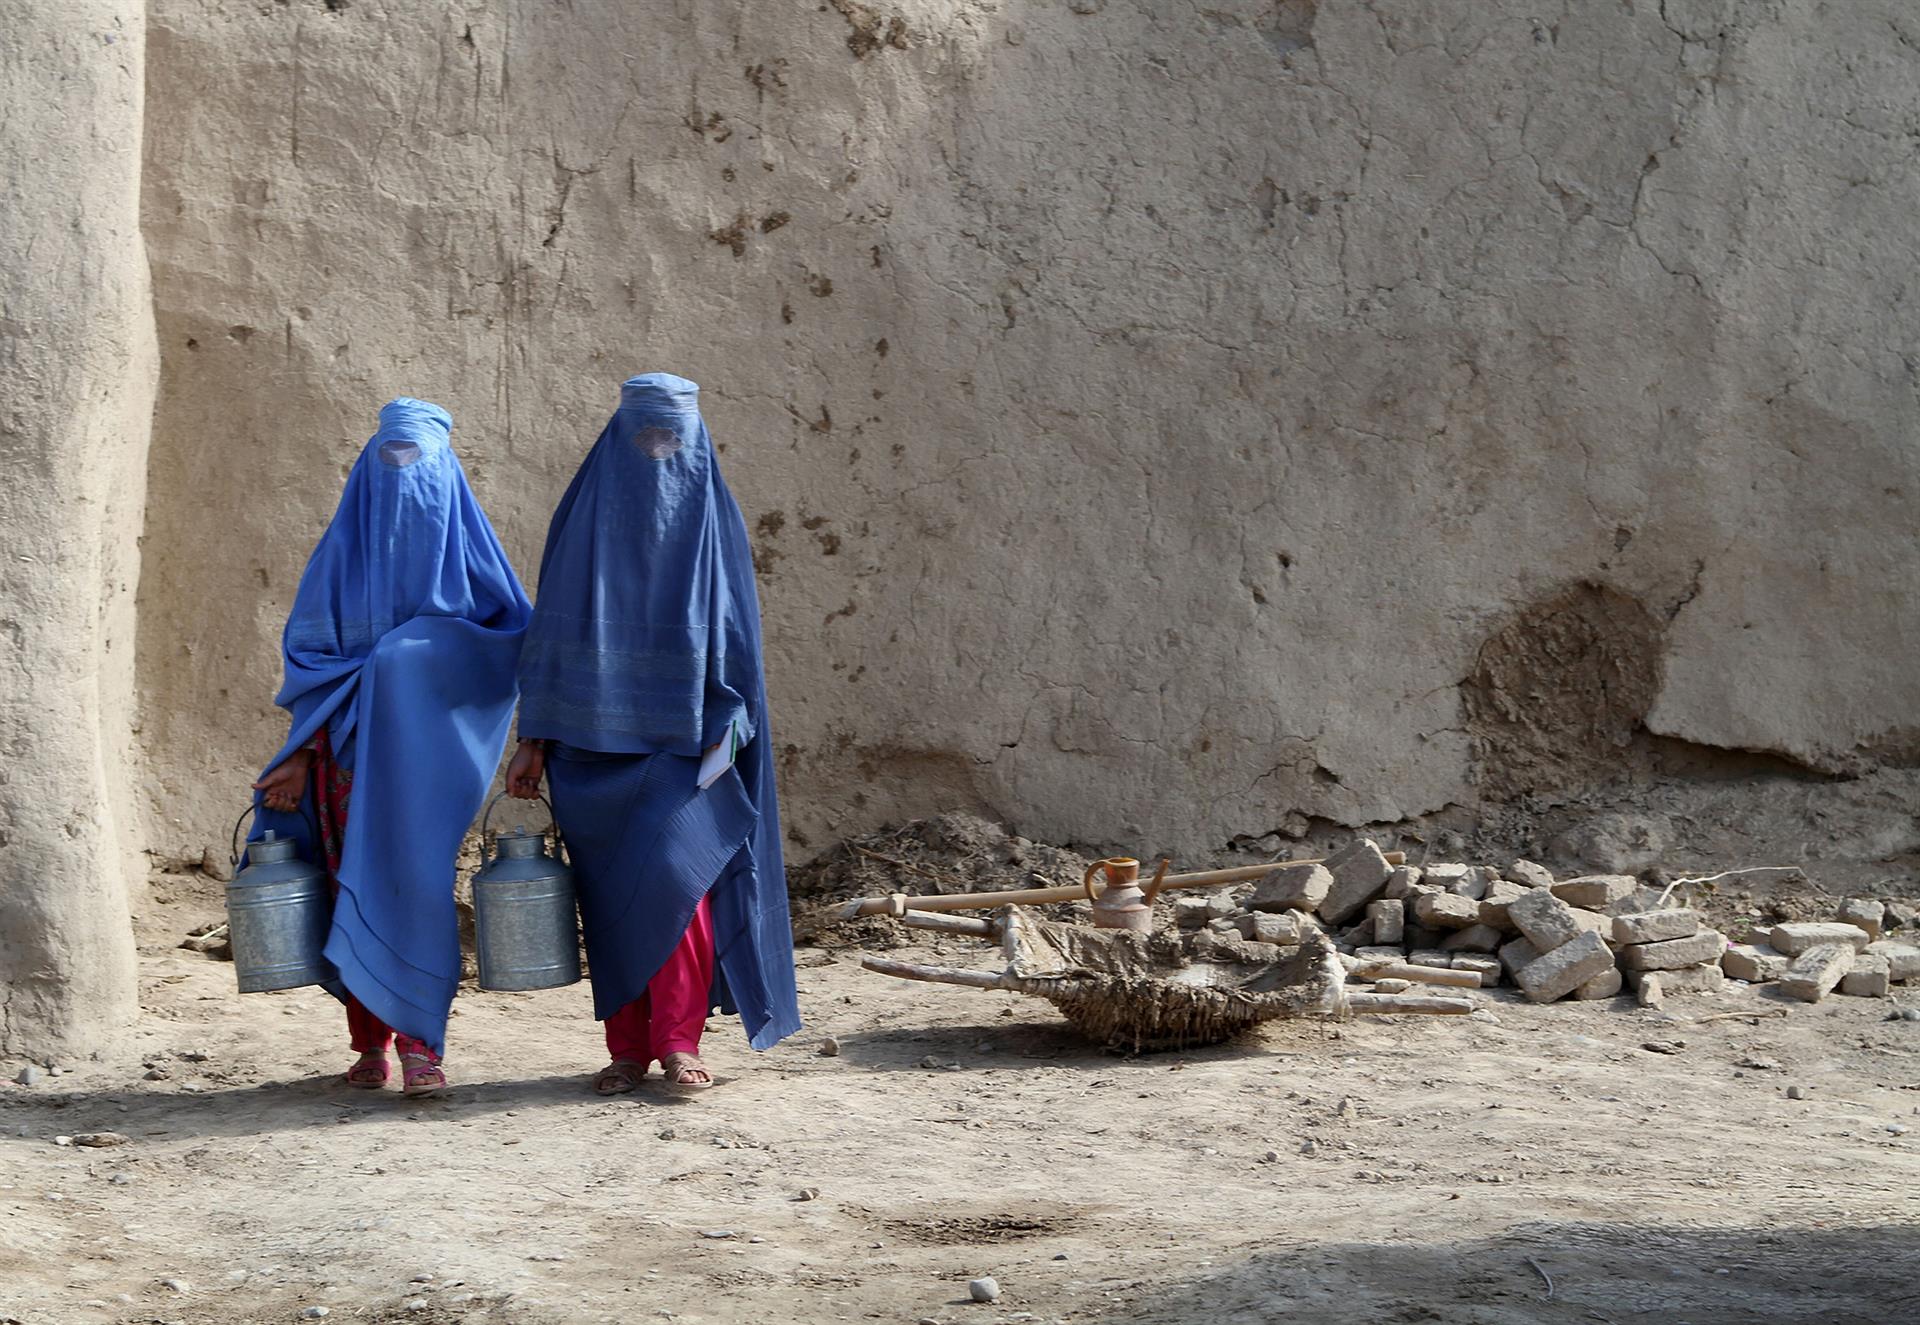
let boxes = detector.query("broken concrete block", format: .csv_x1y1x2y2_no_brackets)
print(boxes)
1504,859,1555,889
1251,863,1332,914
1837,898,1885,942
1550,874,1638,910
1770,922,1872,955
1421,863,1471,889
1778,943,1855,1003
1477,880,1528,931
1368,898,1405,946
1722,943,1789,983
1617,930,1727,972
1508,887,1584,952
1863,940,1920,982
1839,953,1891,998
1887,901,1919,931
1354,944,1405,964
1516,929,1616,1003
1449,954,1502,987
1371,978,1413,994
1175,896,1224,928
1381,865,1423,901
1603,885,1673,918
1412,892,1481,931
1624,963,1724,995
1568,907,1613,942
1407,948,1454,970
1574,967,1624,1000
1236,911,1306,945
1498,936,1541,981
1636,973,1665,1008
1439,923,1503,954
1449,872,1491,901
1613,909,1702,946
1317,840,1394,926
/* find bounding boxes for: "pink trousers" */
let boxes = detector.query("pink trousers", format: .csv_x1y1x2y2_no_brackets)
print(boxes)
602,895,715,1065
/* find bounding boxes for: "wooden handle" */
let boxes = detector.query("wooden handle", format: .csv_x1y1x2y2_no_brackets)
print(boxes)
859,956,1019,990
895,912,1000,939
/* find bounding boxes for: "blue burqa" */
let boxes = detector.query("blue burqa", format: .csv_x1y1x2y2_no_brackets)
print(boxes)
517,373,800,1052
251,398,531,1055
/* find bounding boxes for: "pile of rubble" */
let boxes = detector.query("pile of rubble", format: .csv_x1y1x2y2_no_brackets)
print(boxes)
1174,841,1918,1008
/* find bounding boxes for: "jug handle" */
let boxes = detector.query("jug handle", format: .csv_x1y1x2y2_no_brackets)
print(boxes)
479,791,567,867
1081,857,1126,902
230,799,324,868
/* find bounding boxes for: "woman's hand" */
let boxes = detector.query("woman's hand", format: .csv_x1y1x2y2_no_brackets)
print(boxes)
251,749,313,813
507,740,547,799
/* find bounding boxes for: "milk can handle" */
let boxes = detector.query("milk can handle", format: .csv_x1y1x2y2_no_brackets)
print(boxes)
230,800,324,868
479,791,567,867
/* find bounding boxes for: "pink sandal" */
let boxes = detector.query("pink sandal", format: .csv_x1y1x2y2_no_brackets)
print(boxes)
345,1051,390,1089
399,1052,447,1098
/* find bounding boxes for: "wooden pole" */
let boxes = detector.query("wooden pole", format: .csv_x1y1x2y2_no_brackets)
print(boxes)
828,851,1406,921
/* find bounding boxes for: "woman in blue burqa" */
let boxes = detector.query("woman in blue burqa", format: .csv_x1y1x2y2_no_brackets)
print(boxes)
505,373,800,1094
251,398,531,1097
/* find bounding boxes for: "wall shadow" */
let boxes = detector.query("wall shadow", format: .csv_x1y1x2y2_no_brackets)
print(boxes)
1094,1220,1920,1325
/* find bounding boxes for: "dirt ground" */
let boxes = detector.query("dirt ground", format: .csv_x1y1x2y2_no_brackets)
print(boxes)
4,871,1920,1325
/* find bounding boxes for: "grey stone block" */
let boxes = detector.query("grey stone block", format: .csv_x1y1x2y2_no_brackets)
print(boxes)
1722,943,1789,983
1864,940,1920,982
1237,911,1307,945
1407,948,1454,970
1516,929,1616,1003
1778,943,1855,1003
1450,954,1502,987
1413,892,1482,931
1498,935,1541,980
1770,922,1872,955
1439,923,1503,954
1504,859,1555,889
1550,874,1638,910
1624,963,1724,995
1368,898,1405,946
1837,898,1885,942
1317,840,1394,926
1508,887,1583,952
1250,863,1332,914
1612,909,1701,946
1477,880,1528,931
1617,930,1727,972
1381,865,1424,901
1839,953,1891,998
1574,967,1624,1000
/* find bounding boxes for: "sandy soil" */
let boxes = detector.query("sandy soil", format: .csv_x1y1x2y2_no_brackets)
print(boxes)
4,882,1920,1325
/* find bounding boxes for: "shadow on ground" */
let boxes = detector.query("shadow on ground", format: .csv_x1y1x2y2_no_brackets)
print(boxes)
1098,1221,1920,1325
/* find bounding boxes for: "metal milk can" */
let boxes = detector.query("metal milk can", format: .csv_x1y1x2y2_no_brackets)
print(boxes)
471,794,581,991
227,808,334,993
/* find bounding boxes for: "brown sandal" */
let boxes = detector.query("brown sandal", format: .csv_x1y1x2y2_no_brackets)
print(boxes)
593,1059,648,1096
660,1052,714,1093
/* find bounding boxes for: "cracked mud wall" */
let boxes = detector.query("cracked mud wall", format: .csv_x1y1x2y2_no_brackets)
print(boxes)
135,0,1920,869
0,2,154,1056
